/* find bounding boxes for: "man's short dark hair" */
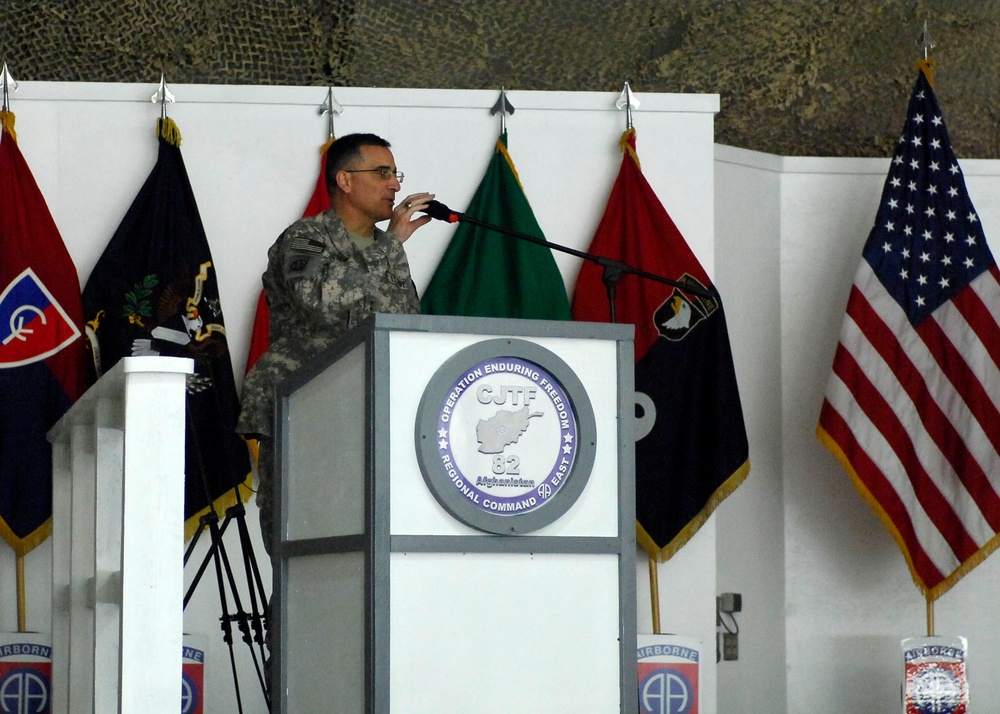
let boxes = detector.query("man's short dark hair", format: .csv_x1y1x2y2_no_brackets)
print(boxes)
325,133,392,192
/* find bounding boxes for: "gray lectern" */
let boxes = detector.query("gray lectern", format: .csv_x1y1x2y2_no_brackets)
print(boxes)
272,313,636,713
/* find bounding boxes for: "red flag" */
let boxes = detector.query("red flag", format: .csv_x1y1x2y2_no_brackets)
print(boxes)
817,64,1000,600
0,111,87,555
572,128,749,561
244,290,270,375
244,139,333,374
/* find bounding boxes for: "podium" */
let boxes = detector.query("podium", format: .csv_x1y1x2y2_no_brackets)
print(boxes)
47,356,192,714
272,314,636,713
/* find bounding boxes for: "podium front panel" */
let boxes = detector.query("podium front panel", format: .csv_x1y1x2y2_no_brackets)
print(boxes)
389,552,621,713
285,551,365,714
286,342,368,540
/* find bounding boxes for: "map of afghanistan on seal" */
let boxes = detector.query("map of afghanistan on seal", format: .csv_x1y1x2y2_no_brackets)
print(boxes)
415,338,597,534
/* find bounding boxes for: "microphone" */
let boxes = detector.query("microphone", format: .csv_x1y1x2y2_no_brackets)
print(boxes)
421,200,462,223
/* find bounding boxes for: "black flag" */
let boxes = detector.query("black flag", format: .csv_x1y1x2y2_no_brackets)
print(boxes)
83,118,251,539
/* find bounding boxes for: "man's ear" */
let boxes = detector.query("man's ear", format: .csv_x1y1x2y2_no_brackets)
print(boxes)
334,170,351,193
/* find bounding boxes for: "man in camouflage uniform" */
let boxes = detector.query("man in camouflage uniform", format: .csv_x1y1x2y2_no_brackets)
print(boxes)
238,133,435,555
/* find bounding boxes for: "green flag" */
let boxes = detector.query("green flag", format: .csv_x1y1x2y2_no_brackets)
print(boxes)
420,132,571,319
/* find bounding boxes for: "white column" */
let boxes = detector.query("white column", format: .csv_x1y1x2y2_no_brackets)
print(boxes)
48,356,192,714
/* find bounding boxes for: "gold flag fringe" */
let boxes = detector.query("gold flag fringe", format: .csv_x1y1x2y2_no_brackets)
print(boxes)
816,423,1000,602
496,134,528,194
320,136,335,154
0,110,16,142
0,517,50,558
157,116,182,147
183,474,255,542
638,458,751,563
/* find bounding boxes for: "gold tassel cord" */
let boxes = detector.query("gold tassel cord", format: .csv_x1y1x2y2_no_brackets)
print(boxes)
917,58,936,88
619,128,640,170
0,110,16,142
157,116,183,147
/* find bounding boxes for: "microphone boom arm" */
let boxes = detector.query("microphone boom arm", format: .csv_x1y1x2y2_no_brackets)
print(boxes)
433,205,714,309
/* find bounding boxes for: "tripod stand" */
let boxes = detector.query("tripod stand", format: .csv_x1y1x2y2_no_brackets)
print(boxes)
183,433,271,713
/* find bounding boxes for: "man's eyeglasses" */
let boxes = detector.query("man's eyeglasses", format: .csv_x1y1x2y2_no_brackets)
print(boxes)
342,166,404,183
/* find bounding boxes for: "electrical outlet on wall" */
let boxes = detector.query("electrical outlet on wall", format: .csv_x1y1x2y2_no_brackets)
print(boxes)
717,591,742,662
722,632,739,661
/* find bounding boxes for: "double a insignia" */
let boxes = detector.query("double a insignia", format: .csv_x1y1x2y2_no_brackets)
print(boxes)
653,273,718,342
0,268,81,368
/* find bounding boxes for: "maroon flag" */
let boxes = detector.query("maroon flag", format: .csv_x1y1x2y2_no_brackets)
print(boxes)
817,63,1000,600
0,111,87,555
572,128,749,561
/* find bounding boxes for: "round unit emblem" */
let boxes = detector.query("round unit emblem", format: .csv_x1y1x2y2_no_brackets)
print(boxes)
415,338,596,534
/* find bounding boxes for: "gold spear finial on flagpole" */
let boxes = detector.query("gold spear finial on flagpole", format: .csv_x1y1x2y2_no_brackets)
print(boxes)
490,86,515,135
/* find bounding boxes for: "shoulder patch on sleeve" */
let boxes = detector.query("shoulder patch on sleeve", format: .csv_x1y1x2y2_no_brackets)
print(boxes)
288,236,326,254
284,250,324,278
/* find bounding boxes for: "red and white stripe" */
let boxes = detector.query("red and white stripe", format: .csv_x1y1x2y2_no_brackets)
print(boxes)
820,260,1000,593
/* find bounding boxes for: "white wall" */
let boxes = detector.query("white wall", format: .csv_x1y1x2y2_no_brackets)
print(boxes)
715,145,1000,713
0,82,721,713
18,78,999,714
714,146,787,712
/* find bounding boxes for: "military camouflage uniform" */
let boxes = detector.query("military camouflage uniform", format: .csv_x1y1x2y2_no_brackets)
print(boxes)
238,209,419,553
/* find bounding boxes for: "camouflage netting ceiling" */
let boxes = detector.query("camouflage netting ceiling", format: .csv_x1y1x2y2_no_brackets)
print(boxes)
2,0,999,157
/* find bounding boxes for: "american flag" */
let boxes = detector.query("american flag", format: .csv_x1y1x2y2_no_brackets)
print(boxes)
817,66,1000,600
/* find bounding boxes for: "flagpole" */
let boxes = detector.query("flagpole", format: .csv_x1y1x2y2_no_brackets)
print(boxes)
617,78,666,635
919,22,936,643
16,554,26,631
3,64,24,631
648,556,661,634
